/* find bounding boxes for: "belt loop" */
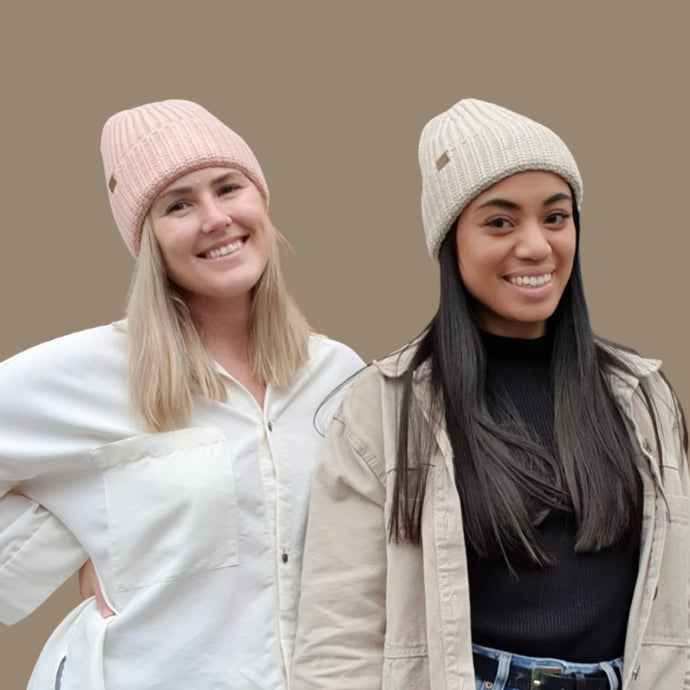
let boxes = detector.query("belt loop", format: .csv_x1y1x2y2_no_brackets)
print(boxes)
601,661,621,690
575,672,586,690
493,651,511,690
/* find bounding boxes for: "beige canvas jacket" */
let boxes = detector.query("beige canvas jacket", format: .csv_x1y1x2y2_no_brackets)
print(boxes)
292,344,690,689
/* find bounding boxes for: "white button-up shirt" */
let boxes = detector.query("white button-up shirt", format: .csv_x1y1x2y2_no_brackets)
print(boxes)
0,322,363,689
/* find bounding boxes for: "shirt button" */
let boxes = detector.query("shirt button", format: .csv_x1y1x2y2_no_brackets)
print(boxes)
642,438,652,452
632,665,640,680
268,421,274,432
281,553,289,563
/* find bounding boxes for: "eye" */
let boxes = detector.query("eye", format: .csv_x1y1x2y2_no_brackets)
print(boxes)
485,217,513,231
165,200,189,214
545,211,570,225
218,184,241,196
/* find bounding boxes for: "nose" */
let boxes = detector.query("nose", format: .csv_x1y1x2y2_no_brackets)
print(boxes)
199,198,231,234
514,222,551,261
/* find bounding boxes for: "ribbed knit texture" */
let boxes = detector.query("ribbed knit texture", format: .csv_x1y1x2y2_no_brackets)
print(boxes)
418,99,583,259
466,331,639,662
101,100,269,256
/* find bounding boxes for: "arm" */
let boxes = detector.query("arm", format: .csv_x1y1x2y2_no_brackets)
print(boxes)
671,389,690,688
0,339,97,625
0,489,86,625
659,374,690,686
655,374,690,687
292,414,387,690
78,559,115,618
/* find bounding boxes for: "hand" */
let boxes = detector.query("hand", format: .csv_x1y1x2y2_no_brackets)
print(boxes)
79,559,115,618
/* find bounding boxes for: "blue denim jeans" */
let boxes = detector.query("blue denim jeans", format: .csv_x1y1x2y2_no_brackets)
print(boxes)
473,643,623,690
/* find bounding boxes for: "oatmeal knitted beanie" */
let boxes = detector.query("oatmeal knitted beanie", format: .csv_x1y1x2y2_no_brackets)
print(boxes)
101,99,268,256
419,98,582,259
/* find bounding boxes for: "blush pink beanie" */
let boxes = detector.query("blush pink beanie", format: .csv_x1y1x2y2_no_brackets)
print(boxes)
101,99,269,256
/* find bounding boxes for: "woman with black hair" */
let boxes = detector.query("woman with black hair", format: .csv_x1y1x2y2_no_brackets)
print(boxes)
291,99,689,689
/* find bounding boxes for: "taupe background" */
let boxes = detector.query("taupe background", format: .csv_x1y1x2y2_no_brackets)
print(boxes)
1,1,688,687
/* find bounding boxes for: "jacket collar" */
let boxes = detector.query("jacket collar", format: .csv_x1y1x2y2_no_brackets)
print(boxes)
598,342,662,401
373,338,428,380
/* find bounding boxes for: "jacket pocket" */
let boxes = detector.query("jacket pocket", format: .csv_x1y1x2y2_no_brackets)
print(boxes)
383,643,429,690
644,494,690,645
90,427,238,592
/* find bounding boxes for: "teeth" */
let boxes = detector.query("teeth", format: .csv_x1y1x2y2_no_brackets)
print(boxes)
508,273,552,287
205,239,243,259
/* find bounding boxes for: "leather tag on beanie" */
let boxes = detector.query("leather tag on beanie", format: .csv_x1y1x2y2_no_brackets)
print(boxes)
109,175,117,193
436,152,449,171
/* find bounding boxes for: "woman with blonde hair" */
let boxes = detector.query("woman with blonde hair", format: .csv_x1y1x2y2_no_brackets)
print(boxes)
292,99,689,689
0,99,362,689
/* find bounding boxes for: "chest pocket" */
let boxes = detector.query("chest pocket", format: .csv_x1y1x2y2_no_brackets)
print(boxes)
90,427,238,592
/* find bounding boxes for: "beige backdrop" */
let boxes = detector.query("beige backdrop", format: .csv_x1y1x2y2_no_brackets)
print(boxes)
2,2,688,687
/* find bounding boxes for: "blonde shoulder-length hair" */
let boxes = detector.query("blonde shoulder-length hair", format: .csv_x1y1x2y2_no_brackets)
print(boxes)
126,217,310,431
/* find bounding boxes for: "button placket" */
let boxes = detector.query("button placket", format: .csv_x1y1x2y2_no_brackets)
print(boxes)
262,412,292,670
264,415,292,573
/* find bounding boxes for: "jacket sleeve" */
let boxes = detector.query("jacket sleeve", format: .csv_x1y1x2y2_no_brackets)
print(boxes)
674,392,690,688
0,489,86,625
291,414,387,689
660,377,690,688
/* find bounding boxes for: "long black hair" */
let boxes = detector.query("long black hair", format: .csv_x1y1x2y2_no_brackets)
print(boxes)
389,208,681,566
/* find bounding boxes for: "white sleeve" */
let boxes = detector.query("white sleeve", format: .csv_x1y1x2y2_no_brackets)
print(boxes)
0,339,95,626
0,490,86,625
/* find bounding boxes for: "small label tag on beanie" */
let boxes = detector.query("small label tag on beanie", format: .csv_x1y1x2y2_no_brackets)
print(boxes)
109,175,117,193
436,152,449,171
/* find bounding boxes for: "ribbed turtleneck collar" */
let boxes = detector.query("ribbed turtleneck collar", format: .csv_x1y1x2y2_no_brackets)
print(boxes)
480,329,554,368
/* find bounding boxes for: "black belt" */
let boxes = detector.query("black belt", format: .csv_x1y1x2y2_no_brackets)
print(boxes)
473,652,620,690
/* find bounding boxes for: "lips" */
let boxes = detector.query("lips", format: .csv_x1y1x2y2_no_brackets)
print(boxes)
198,237,246,259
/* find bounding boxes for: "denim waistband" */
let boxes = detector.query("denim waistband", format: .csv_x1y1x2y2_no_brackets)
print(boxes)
473,643,623,690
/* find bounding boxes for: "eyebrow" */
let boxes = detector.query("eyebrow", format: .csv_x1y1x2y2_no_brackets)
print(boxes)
476,192,572,211
543,192,572,206
157,171,241,201
477,198,520,210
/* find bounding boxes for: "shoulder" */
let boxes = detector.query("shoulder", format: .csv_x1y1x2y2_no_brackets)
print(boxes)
335,341,421,434
597,339,662,379
0,322,127,386
371,340,420,379
599,339,685,441
320,344,424,482
306,333,365,374
597,339,667,400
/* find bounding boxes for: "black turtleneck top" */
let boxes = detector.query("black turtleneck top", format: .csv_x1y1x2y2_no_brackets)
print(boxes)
466,331,639,662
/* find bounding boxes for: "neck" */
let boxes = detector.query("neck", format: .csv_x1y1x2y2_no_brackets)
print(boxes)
185,292,266,408
185,293,252,362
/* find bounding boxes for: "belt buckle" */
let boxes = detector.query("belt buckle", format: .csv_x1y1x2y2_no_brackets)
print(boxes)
530,665,562,687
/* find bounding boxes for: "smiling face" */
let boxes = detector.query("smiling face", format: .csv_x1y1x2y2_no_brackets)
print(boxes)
454,170,577,339
149,166,273,316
